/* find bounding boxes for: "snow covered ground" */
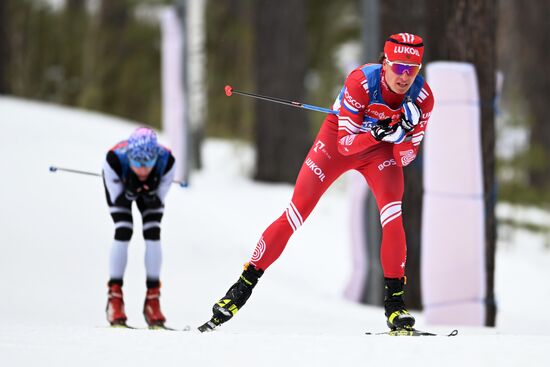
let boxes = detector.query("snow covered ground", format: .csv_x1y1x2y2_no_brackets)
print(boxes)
0,97,549,366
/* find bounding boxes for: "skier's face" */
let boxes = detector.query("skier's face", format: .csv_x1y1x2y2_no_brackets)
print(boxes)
130,165,154,181
383,58,421,94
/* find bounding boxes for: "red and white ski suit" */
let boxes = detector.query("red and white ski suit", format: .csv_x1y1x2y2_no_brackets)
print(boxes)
249,64,434,278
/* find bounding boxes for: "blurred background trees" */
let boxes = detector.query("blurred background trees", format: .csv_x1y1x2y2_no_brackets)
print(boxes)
252,0,309,183
497,0,550,205
206,0,359,182
1,0,164,127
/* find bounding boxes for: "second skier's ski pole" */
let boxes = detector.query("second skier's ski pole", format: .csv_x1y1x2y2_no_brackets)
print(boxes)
49,166,188,187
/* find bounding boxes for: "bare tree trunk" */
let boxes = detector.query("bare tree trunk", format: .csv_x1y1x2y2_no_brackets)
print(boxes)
0,0,9,94
426,0,497,326
512,2,550,193
253,0,310,183
61,0,87,105
80,0,129,114
66,0,86,11
96,0,129,114
205,0,254,139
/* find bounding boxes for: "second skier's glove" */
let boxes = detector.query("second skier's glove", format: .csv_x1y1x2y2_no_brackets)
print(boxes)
142,190,162,207
144,173,160,192
124,172,142,201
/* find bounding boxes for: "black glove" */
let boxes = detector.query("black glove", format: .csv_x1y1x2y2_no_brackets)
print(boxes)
141,190,162,207
370,118,405,143
144,173,160,192
124,172,142,201
140,174,161,207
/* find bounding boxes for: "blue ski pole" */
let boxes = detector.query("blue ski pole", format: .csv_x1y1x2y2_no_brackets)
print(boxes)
224,85,339,115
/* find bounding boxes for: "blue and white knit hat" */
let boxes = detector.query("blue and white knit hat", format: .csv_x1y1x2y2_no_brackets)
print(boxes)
127,127,159,163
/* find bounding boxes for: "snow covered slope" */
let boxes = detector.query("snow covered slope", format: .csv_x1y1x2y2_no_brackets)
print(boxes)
0,97,548,366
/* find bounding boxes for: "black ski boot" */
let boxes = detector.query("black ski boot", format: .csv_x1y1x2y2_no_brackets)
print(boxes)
384,277,415,330
198,263,264,332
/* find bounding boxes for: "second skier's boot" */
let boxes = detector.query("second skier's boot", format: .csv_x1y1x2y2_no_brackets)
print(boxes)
199,263,263,331
384,277,415,330
106,282,128,326
143,286,167,327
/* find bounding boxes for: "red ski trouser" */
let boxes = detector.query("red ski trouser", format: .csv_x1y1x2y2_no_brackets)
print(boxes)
249,118,407,278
